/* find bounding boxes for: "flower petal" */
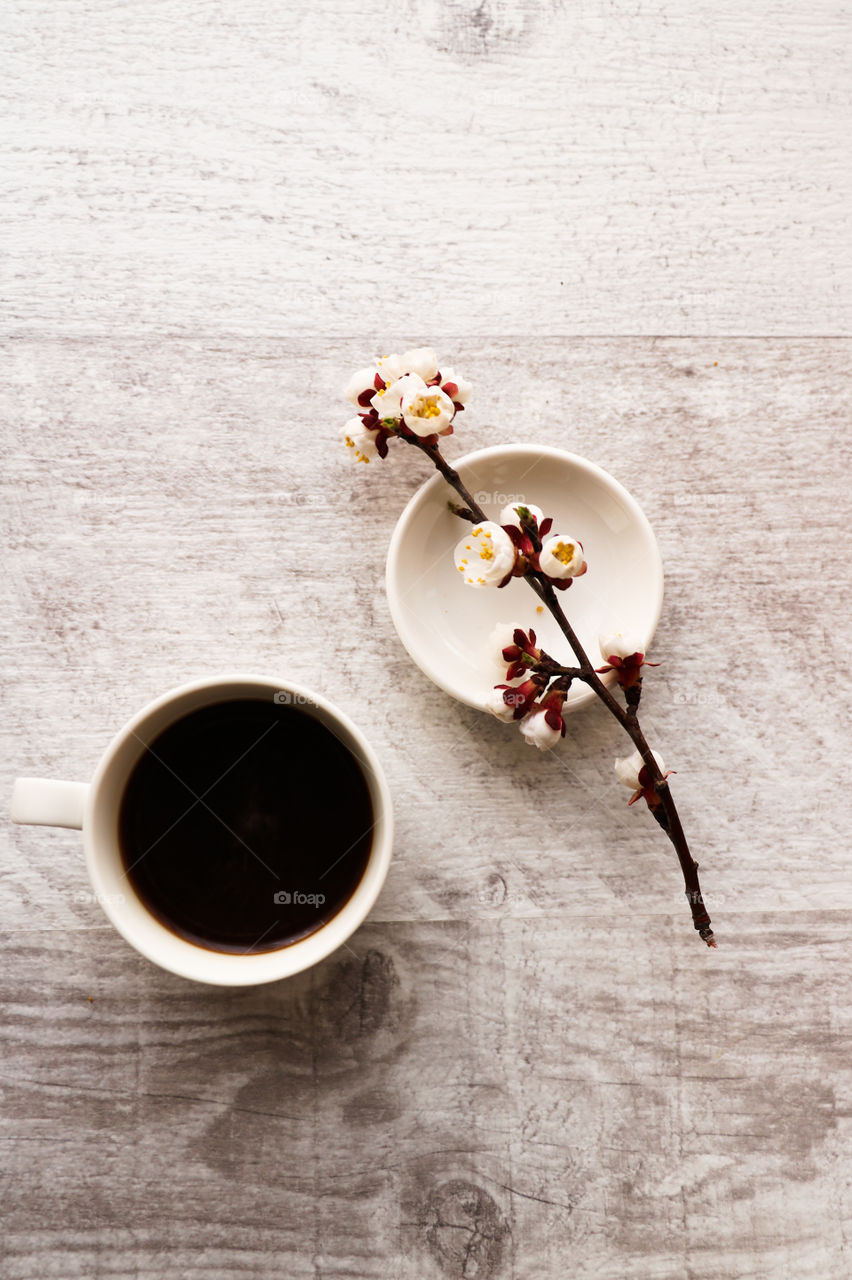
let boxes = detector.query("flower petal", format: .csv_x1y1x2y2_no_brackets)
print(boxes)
539,533,586,581
453,522,517,587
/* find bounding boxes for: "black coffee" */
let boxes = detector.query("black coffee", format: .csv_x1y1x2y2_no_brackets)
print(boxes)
118,698,374,953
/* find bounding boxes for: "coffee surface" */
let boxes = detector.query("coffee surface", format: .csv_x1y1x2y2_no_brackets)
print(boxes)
119,698,373,952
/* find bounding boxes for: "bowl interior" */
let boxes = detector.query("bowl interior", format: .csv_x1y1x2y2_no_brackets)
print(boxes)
386,445,664,711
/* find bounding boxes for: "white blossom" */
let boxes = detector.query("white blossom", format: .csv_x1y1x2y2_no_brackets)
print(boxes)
342,349,472,467
401,383,456,437
539,533,586,580
614,748,665,790
440,366,473,405
599,630,646,663
344,366,378,406
485,685,518,722
370,372,425,421
340,417,380,464
375,352,406,385
499,501,544,530
454,522,516,587
484,622,519,679
520,710,562,751
399,347,439,381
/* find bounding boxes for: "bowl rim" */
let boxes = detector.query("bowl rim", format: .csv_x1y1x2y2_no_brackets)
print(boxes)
385,442,664,709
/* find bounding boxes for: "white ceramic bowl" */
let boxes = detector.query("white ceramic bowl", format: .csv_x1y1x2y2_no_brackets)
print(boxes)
386,444,664,712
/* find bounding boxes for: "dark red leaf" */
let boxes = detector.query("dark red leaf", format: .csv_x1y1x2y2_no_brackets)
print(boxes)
503,525,525,550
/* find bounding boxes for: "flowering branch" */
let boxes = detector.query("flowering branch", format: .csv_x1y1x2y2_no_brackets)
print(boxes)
342,349,716,948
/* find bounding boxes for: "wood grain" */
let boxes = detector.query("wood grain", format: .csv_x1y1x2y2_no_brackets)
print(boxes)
0,914,849,1279
2,336,851,1277
2,0,851,337
3,0,852,1272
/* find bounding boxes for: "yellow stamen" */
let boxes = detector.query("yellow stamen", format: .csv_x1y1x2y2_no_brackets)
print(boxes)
479,546,494,561
417,396,441,418
552,541,576,566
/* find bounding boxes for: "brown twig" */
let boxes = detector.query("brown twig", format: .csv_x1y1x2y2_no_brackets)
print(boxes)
404,434,716,947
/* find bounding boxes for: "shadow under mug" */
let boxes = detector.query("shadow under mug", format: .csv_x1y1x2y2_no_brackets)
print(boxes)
10,674,394,986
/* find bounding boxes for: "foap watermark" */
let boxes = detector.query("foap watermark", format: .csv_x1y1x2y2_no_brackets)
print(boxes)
672,492,738,508
273,890,326,906
672,690,728,707
278,493,326,508
667,86,724,113
273,691,318,707
70,491,125,510
473,490,529,508
54,889,126,907
685,890,729,907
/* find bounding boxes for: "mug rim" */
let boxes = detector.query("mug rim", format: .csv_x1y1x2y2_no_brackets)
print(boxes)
84,673,393,986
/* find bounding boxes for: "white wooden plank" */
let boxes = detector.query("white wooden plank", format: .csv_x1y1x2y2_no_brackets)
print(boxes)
2,1,851,337
3,337,849,941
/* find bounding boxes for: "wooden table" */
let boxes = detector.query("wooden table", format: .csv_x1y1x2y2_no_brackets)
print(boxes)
2,3,850,1277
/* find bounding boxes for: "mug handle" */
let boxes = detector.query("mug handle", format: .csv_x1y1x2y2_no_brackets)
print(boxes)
11,778,90,830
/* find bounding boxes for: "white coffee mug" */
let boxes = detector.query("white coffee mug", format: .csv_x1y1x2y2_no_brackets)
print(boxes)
10,674,393,986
